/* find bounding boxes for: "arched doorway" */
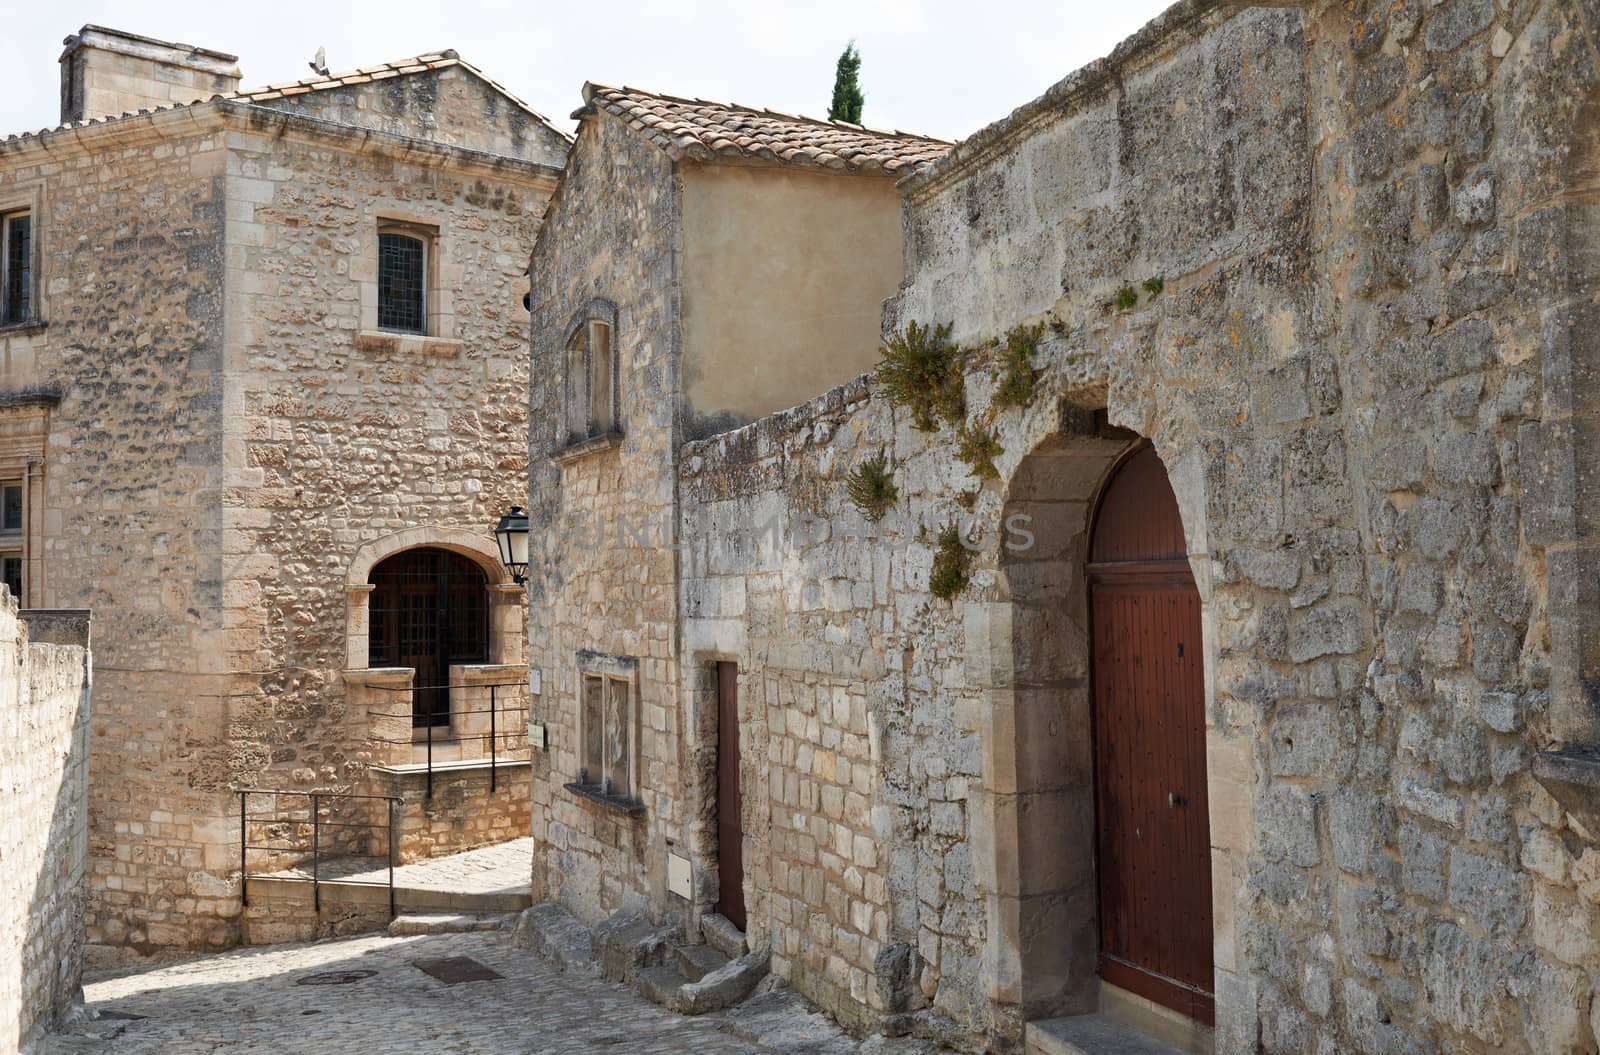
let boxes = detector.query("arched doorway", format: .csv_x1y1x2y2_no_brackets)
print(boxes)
368,548,490,728
1088,445,1213,1024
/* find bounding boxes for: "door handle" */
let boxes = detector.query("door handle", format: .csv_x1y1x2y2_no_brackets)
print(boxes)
1168,792,1185,808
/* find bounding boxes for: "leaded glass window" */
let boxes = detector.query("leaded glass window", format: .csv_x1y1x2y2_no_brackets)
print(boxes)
377,231,426,334
0,481,23,604
2,212,31,326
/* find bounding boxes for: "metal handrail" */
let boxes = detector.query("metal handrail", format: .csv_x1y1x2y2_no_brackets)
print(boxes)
237,788,401,918
363,680,530,798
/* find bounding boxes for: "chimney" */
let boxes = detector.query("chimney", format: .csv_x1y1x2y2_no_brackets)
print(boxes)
59,26,241,124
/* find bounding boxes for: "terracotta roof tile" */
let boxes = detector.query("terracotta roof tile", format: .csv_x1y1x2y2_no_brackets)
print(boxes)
227,52,564,137
2,50,571,148
581,83,949,175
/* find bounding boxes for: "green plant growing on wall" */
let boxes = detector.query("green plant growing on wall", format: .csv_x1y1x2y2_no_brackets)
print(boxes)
929,522,973,601
1114,285,1139,312
956,423,1004,480
1143,275,1165,298
846,448,898,521
993,322,1044,409
875,320,965,431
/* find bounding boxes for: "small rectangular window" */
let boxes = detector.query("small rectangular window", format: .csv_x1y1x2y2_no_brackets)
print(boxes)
377,230,427,334
0,483,21,534
0,555,20,603
1,212,31,326
579,671,632,799
0,479,25,603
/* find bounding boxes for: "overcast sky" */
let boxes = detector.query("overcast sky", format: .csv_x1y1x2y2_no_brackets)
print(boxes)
2,1,1175,143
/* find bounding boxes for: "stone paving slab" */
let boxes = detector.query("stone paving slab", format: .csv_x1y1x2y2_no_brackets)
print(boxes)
260,838,534,895
44,930,770,1055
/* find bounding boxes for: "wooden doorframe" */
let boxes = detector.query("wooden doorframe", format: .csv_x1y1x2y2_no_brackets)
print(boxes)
714,661,747,930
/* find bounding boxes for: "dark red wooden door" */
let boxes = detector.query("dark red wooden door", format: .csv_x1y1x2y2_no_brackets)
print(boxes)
716,662,747,930
1088,447,1214,1024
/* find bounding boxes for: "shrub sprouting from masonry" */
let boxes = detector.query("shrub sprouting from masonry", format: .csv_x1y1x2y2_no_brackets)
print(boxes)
1114,285,1139,311
847,448,898,521
993,322,1044,409
1142,275,1165,298
956,423,1004,480
875,320,965,431
929,522,973,601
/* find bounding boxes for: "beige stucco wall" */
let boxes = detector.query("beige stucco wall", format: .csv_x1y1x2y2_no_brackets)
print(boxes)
678,164,901,436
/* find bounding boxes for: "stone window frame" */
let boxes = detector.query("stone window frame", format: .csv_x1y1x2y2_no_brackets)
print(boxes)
0,183,44,334
0,394,56,608
342,527,525,673
379,220,441,336
556,298,622,453
359,211,455,343
566,650,644,813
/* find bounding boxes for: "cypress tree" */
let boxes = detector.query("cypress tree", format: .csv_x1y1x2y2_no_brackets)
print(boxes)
828,42,864,124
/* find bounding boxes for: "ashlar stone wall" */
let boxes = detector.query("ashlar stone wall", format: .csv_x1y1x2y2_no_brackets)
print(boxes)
0,607,92,1054
526,108,686,919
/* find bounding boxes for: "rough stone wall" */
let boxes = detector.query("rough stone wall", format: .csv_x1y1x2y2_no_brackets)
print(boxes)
526,110,684,921
0,605,92,1054
249,67,569,168
0,128,236,958
661,0,1600,1050
221,125,541,790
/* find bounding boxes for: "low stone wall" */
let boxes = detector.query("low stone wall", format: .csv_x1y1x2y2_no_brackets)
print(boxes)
240,878,394,946
1,606,92,1053
368,762,532,863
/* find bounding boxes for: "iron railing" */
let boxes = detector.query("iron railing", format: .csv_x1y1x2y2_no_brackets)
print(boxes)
238,789,401,917
367,680,530,798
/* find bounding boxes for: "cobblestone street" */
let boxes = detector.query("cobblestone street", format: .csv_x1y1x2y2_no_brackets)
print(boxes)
44,930,790,1055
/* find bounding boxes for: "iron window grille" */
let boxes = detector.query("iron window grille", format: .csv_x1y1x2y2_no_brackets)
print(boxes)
377,230,427,334
1,212,32,326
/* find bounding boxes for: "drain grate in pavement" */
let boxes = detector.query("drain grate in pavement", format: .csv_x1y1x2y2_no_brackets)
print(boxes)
293,969,378,986
412,956,504,985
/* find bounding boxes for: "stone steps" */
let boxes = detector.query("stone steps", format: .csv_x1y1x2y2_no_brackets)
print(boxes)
1025,1014,1193,1055
519,903,768,1016
387,912,512,936
674,941,730,982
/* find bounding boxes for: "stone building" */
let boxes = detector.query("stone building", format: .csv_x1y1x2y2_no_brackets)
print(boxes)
527,0,1600,1051
0,26,567,958
1,607,92,1055
524,84,945,929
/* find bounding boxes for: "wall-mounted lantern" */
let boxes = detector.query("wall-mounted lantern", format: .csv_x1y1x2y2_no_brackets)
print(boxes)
494,505,529,585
